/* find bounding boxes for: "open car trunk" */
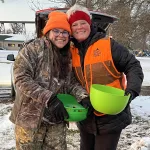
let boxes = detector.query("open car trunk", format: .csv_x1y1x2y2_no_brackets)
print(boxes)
35,8,118,38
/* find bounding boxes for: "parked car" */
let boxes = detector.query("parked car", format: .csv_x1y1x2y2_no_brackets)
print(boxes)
0,47,18,96
0,47,6,50
0,49,18,59
7,54,16,98
7,7,117,98
132,49,150,57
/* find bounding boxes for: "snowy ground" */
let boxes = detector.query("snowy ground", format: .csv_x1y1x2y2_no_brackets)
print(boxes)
0,56,150,150
137,57,150,86
1,97,150,150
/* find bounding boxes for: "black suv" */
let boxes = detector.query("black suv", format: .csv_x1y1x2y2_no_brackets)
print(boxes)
7,7,117,98
35,8,117,38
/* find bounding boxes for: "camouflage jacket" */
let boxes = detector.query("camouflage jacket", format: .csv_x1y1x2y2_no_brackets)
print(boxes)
9,37,88,130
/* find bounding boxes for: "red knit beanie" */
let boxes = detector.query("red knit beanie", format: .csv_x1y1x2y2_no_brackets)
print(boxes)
43,11,71,35
67,4,91,26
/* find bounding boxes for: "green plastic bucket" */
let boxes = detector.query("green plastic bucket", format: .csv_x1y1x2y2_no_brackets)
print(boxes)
90,84,130,115
57,94,88,121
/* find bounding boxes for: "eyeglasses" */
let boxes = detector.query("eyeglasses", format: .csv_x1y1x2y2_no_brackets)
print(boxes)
51,29,69,37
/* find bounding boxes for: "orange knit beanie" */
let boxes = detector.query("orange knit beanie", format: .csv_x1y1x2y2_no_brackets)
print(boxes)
43,11,71,35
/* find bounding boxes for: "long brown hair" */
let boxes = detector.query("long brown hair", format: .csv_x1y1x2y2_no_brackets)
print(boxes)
53,42,71,79
45,32,71,79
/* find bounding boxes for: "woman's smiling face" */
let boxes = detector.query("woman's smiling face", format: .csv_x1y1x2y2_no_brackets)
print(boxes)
71,20,91,42
49,28,69,48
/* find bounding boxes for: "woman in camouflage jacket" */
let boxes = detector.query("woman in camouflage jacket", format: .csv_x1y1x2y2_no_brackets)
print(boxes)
9,11,88,150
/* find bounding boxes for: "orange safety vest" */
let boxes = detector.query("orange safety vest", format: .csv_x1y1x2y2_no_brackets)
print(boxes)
70,37,126,116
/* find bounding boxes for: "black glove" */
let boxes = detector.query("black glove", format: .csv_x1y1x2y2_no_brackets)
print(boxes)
125,90,137,105
43,96,69,124
80,97,93,116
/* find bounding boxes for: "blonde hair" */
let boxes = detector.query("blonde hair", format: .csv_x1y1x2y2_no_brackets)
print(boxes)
66,4,92,20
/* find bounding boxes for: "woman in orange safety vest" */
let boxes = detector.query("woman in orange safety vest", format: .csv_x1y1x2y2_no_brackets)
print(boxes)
67,4,144,150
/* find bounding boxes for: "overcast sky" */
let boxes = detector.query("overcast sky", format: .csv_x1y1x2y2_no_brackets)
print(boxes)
0,0,64,33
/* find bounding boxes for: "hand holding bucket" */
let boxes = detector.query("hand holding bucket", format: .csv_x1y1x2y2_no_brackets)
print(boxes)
90,84,130,115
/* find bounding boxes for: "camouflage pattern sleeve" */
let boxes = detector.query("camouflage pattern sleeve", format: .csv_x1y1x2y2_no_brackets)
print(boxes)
66,71,88,102
13,39,52,103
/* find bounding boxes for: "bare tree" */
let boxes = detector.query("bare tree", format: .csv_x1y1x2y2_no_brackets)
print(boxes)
26,0,150,50
27,0,43,11
46,0,77,7
6,29,13,34
104,0,150,50
127,0,150,50
0,0,4,3
47,0,150,50
10,23,25,34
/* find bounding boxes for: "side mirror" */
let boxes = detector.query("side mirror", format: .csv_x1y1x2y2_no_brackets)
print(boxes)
7,54,15,61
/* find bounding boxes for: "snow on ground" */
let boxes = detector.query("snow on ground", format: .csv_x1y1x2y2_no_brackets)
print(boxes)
1,97,150,150
137,57,150,86
131,96,150,119
0,103,15,150
0,63,12,87
0,57,150,150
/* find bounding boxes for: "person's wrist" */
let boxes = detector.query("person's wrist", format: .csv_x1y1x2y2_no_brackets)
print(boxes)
125,90,137,104
81,96,92,108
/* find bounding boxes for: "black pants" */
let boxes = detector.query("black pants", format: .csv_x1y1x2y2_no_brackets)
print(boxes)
80,129,122,150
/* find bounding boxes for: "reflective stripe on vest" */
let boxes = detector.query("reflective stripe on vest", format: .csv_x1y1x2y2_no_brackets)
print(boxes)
70,37,126,116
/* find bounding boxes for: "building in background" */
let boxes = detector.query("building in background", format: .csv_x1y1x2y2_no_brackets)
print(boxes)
0,34,26,50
